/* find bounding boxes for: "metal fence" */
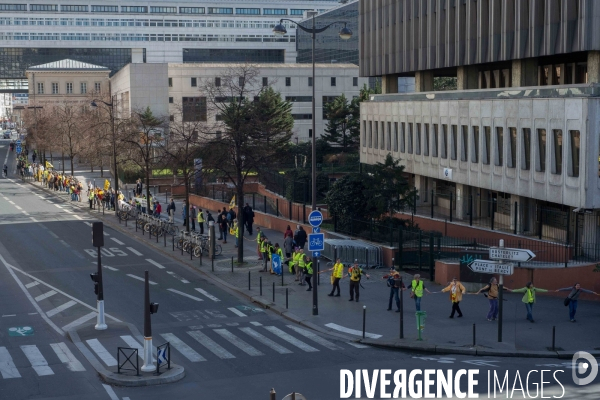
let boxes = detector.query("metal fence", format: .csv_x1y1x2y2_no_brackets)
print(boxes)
322,239,382,268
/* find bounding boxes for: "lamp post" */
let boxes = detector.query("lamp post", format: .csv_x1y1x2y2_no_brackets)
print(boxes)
273,16,352,210
90,96,118,214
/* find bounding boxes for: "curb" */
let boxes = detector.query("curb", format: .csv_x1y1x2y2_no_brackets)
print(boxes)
66,321,185,387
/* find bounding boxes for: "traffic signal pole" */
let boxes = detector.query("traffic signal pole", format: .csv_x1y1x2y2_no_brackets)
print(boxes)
92,222,107,330
141,270,159,372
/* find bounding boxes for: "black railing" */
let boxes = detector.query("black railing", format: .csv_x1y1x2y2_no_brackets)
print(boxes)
156,342,171,375
117,347,139,375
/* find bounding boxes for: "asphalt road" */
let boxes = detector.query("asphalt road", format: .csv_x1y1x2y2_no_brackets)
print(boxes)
1,140,598,400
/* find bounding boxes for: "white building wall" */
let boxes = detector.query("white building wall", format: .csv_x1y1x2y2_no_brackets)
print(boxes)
110,63,169,118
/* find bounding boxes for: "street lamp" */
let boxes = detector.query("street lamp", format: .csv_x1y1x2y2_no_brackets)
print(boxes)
273,16,352,210
90,96,119,214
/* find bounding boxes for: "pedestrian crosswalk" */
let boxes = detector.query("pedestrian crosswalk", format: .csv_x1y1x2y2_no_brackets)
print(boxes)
0,343,86,379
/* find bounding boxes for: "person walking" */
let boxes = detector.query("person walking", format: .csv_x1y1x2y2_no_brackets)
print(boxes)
328,258,344,297
509,282,549,323
386,271,405,311
284,225,293,241
409,274,431,311
259,236,269,272
304,256,314,291
441,278,467,318
243,203,254,235
294,225,307,249
555,283,598,322
197,208,205,234
219,210,228,243
475,277,509,321
182,200,188,228
255,227,263,260
348,261,369,302
283,233,293,259
296,249,306,285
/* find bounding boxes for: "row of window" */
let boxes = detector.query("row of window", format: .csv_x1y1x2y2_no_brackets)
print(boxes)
363,122,582,178
16,4,316,16
0,32,294,43
36,81,102,95
0,17,295,29
185,76,358,88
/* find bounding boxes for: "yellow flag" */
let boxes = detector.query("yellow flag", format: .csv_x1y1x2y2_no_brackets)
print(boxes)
104,179,110,191
229,195,236,209
45,161,54,169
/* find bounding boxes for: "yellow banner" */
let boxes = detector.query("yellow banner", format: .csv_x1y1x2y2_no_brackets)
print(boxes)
45,161,54,169
104,179,110,191
229,195,236,209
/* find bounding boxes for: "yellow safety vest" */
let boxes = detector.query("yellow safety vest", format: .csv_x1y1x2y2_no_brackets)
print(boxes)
260,240,266,253
256,231,262,243
297,254,305,268
332,263,344,278
349,267,362,282
198,211,205,223
305,261,313,275
276,248,283,258
235,225,239,238
412,280,424,298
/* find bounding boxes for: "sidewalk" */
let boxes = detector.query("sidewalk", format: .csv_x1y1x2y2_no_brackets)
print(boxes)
26,160,600,358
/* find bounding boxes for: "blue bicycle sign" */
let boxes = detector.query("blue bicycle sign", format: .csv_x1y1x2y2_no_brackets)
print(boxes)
308,233,324,251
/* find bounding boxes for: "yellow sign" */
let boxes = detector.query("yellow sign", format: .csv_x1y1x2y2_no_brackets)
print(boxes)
45,161,54,169
229,195,236,209
104,179,110,191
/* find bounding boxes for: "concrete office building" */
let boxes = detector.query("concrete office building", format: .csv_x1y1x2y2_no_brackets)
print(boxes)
110,62,368,142
359,0,600,252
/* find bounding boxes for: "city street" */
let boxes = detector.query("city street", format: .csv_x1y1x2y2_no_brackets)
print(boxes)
1,139,598,400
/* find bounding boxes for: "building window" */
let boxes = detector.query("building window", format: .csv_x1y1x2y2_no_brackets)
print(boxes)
400,122,406,153
61,5,88,12
80,82,87,94
408,124,413,154
91,5,118,12
387,122,392,151
393,122,399,152
331,77,336,87
290,9,308,15
472,126,479,163
150,7,176,13
168,77,173,87
461,126,468,161
182,97,207,121
285,77,291,87
441,125,448,159
374,122,379,149
353,77,358,87
37,82,44,94
263,8,287,15
570,130,580,178
215,77,221,87
380,122,385,150
451,125,458,160
496,127,504,166
423,124,429,156
179,7,204,14
208,7,233,14
66,82,73,94
552,129,562,175
0,4,27,11
415,124,421,155
432,125,438,157
308,77,313,87
169,115,174,122
236,8,260,15
522,128,531,170
483,126,491,165
238,77,245,86
362,121,366,147
537,129,547,172
94,82,101,93
285,96,312,102
121,6,147,13
52,82,58,94
216,131,222,140
292,114,312,120
368,122,372,148
262,77,268,87
191,77,197,87
168,97,173,103
509,128,517,168
30,4,58,11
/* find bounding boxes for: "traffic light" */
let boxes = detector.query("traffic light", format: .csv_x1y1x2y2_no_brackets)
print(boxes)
90,272,99,295
149,302,159,314
92,222,104,247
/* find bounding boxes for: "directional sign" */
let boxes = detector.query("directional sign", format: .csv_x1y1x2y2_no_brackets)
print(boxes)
308,233,324,252
313,251,321,258
271,253,282,275
16,146,22,154
308,210,323,227
16,139,21,146
489,247,535,262
157,347,168,365
469,260,514,275
8,326,34,336
312,227,321,233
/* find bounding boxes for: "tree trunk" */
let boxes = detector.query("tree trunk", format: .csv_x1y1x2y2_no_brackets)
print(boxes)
236,167,244,264
145,161,152,215
70,155,74,176
184,171,190,233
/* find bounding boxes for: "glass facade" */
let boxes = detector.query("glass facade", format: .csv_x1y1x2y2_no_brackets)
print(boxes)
183,48,284,63
0,47,132,79
297,1,358,65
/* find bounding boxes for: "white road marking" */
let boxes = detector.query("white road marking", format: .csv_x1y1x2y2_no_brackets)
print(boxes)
83,221,93,227
48,231,59,239
238,328,292,354
28,313,37,315
54,204,63,209
50,343,86,372
86,339,117,366
74,215,83,220
30,217,39,222
127,247,142,256
324,323,382,339
194,288,220,302
120,335,153,361
166,271,190,283
0,347,21,378
102,384,120,400
62,312,97,331
35,290,57,302
110,238,125,245
59,240,70,248
213,329,263,356
63,209,73,214
263,326,319,352
187,330,235,359
159,333,206,362
46,300,77,317
166,288,203,301
285,325,342,351
2,314,16,317
22,211,29,215
14,205,22,210
21,345,54,376
7,201,14,204
25,281,39,289
103,265,119,271
126,274,157,285
346,342,370,349
102,232,109,236
250,321,262,326
227,307,247,317
146,259,165,269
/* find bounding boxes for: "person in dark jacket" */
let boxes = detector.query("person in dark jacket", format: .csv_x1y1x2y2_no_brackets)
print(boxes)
167,198,176,222
243,203,254,235
555,283,598,322
294,225,307,249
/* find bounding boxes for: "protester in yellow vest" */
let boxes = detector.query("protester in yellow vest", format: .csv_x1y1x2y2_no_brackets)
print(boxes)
410,274,432,311
304,256,314,291
296,249,306,286
348,261,370,302
328,258,344,297
255,227,263,260
197,209,205,234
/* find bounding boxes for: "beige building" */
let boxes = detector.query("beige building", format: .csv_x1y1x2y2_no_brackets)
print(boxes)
26,59,111,107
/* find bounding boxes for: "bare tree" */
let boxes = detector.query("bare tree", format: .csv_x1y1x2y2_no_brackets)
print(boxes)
53,103,86,176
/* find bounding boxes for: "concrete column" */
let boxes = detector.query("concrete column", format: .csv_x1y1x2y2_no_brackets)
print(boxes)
457,66,479,90
414,175,429,206
381,74,399,94
511,58,539,87
455,183,467,220
587,51,600,84
415,71,434,92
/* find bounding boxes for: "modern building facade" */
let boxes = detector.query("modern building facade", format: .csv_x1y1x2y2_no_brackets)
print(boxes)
0,0,341,93
110,62,367,142
359,0,600,252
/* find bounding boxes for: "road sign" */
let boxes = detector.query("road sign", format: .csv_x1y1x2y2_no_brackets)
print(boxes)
308,210,323,227
16,139,21,146
489,247,535,262
308,233,324,252
157,347,168,365
312,227,320,233
8,326,34,336
469,260,514,275
16,146,21,154
271,253,282,275
313,251,321,257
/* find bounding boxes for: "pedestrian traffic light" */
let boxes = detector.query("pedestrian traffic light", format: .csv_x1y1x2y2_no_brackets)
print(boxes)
90,272,99,295
149,302,159,314
92,222,104,247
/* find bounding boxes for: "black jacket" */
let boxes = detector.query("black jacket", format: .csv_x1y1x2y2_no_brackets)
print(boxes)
294,228,307,247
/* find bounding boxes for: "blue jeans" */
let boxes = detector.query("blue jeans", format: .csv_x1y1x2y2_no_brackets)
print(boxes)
414,296,422,311
569,300,578,320
487,298,498,319
525,302,534,321
388,288,400,310
222,229,227,242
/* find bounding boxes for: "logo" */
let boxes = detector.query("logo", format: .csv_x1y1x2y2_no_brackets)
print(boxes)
572,351,598,385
